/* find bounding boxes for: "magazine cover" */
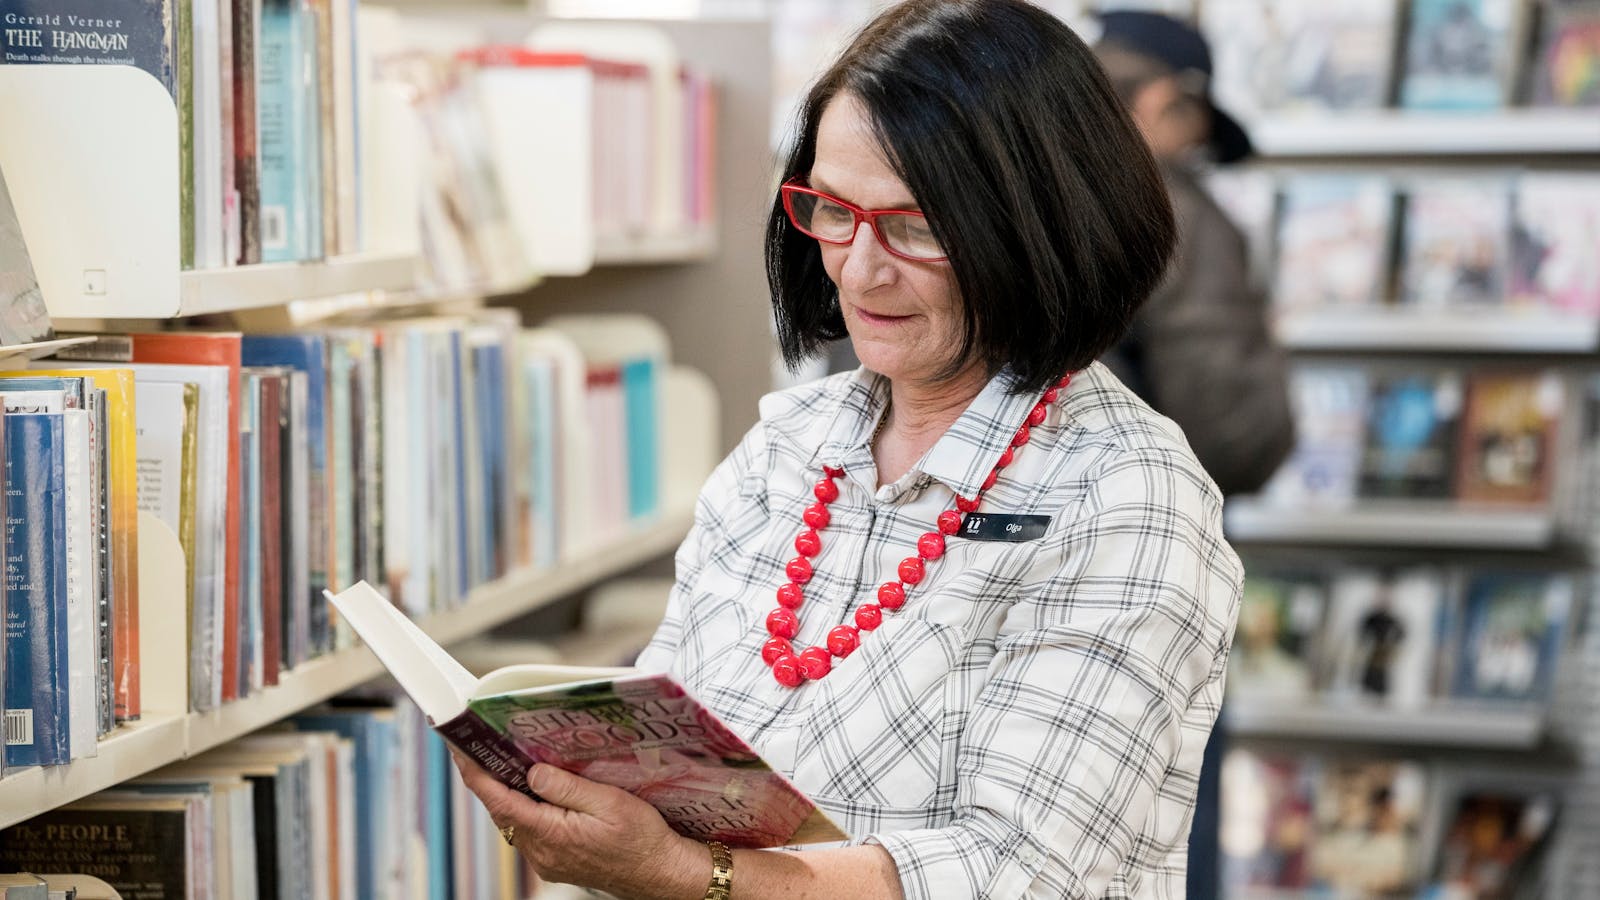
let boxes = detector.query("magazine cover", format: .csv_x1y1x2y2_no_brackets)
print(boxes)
1221,749,1317,891
1202,0,1292,119
1449,573,1571,704
1531,2,1600,107
1276,0,1400,111
1273,176,1395,313
1510,174,1600,314
1454,372,1562,505
1399,0,1520,110
1429,786,1560,898
1231,571,1328,699
1264,366,1370,507
1322,568,1445,709
1309,760,1428,896
1399,179,1513,308
1359,371,1463,499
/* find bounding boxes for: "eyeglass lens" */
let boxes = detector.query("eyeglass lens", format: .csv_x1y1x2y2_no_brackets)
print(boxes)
789,191,945,260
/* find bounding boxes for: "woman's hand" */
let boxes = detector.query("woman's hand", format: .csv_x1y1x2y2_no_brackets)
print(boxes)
452,752,709,899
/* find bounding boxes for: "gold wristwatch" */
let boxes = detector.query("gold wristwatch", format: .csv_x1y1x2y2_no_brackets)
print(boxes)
703,840,733,900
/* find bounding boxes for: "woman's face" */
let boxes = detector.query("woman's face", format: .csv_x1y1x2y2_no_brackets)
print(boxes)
811,93,969,387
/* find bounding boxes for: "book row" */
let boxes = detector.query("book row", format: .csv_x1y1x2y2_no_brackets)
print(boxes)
0,698,544,900
1204,169,1600,316
0,311,678,773
1222,748,1563,898
1233,564,1574,709
1262,366,1568,508
1200,0,1600,116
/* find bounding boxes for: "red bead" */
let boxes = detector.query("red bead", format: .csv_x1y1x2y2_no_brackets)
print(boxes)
762,636,794,664
795,529,822,558
899,557,926,585
766,607,799,639
1028,403,1047,426
982,469,999,491
776,582,804,610
1056,374,1073,389
771,654,803,687
917,532,945,560
855,604,883,630
786,557,813,584
955,495,980,513
1043,387,1059,404
1011,425,1031,448
996,447,1015,469
814,478,840,503
822,465,845,479
878,582,906,610
799,646,832,679
803,502,831,530
938,510,963,535
827,625,860,658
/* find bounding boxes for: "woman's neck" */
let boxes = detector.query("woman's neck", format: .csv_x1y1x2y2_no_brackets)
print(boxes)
871,365,991,487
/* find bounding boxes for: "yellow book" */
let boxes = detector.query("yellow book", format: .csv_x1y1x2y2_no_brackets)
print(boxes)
180,383,200,665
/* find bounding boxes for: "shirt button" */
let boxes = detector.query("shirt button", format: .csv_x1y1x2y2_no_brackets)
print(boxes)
1018,846,1042,868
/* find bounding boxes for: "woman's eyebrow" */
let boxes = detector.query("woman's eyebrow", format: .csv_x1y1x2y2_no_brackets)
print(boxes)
808,175,921,211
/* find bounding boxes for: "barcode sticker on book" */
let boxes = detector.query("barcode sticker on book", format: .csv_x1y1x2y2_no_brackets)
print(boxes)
262,206,288,250
4,709,33,746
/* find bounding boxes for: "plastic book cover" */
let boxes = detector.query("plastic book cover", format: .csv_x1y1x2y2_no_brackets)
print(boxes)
1231,571,1328,699
1263,366,1370,507
1399,0,1519,110
1359,371,1463,499
1321,568,1445,708
1430,787,1559,897
0,164,52,346
1510,174,1600,314
1451,572,1570,703
1275,0,1399,111
0,0,177,94
1220,749,1317,890
1532,2,1600,107
1400,179,1512,308
1454,371,1562,505
1272,176,1395,312
0,800,192,897
1308,760,1427,896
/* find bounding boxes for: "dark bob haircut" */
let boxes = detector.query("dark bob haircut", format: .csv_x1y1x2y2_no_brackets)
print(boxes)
766,0,1176,394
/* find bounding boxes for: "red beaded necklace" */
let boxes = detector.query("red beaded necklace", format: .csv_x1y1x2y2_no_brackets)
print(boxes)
760,373,1074,687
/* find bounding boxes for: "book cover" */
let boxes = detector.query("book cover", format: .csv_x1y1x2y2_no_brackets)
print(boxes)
1231,571,1327,699
1431,786,1559,896
1531,2,1600,107
1322,568,1444,708
1220,749,1317,890
1275,0,1399,111
2,412,69,766
1454,371,1562,505
1272,176,1395,313
233,0,262,264
0,163,52,346
0,1,176,94
1451,572,1571,703
1264,366,1370,507
328,581,847,848
1358,371,1463,499
1399,0,1519,110
1308,760,1427,895
239,371,261,696
0,800,192,898
1399,178,1512,308
1510,174,1600,314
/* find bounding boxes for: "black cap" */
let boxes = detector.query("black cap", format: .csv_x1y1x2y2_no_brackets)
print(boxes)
1096,10,1253,164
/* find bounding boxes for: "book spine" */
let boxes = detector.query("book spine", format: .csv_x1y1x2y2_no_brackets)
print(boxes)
436,711,534,796
178,0,196,270
91,392,116,734
233,0,263,264
62,409,96,759
259,374,283,686
257,0,310,262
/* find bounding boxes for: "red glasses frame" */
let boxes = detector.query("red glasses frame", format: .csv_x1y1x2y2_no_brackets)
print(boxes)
780,180,948,262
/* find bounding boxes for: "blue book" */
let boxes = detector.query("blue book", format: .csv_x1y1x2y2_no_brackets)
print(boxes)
1452,573,1570,703
449,333,468,598
3,413,69,766
0,1,176,95
424,729,452,900
471,344,500,580
242,334,332,650
257,0,312,262
622,358,659,520
295,709,395,899
524,361,558,566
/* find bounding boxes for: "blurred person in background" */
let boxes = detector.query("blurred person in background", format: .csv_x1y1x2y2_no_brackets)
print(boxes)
1094,11,1296,900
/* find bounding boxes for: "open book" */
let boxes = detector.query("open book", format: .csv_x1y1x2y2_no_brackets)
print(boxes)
326,582,847,848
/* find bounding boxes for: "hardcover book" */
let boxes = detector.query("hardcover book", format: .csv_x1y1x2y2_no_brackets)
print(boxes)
0,1,176,94
0,798,195,898
328,581,847,848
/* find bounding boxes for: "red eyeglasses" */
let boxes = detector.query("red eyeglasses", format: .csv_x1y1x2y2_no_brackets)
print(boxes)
780,180,948,262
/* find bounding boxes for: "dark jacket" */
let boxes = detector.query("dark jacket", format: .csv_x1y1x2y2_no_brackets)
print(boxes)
1104,164,1295,496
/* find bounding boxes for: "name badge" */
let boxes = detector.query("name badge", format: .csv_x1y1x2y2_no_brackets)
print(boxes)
958,514,1051,542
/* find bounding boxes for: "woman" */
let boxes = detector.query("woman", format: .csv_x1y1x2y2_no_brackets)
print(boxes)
455,2,1242,897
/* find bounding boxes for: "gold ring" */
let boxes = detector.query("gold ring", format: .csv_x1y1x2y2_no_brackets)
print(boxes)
499,825,517,846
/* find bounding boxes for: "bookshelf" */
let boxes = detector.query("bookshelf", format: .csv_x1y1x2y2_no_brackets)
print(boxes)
1276,309,1600,354
1224,500,1557,549
177,253,420,317
0,506,694,832
592,226,719,266
1226,702,1546,750
1251,110,1600,158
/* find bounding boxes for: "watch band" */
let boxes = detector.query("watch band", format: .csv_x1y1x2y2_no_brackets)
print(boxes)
703,840,734,900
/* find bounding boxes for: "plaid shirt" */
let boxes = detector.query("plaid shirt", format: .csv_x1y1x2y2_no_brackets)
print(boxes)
637,363,1242,899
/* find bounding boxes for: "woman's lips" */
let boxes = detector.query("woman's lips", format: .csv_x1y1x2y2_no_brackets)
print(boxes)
855,308,913,326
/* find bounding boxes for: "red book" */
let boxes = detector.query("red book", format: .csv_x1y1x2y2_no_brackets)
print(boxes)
257,371,284,686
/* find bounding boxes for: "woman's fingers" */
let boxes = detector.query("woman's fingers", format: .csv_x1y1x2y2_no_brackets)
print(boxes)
525,763,625,816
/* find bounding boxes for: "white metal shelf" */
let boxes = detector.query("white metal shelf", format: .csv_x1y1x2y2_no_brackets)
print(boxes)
176,253,420,318
1251,110,1600,157
1225,499,1556,549
1277,309,1600,354
0,506,692,830
1227,701,1545,749
592,226,716,266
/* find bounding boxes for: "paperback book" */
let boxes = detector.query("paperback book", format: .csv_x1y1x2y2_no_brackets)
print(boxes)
327,581,847,848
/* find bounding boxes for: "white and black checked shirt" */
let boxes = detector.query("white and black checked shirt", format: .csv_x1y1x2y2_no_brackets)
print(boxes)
637,362,1242,899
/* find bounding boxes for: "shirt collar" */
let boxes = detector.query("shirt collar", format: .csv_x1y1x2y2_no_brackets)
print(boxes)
810,366,1042,501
